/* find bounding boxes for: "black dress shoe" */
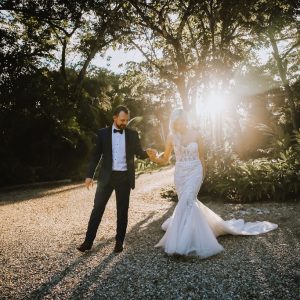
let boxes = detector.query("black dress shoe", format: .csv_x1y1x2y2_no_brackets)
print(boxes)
77,241,92,252
113,241,124,253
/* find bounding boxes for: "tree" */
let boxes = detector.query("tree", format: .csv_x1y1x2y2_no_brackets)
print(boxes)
123,0,255,110
249,0,300,130
1,0,131,99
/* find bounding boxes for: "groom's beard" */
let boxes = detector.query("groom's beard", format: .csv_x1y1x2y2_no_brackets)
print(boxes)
116,124,127,130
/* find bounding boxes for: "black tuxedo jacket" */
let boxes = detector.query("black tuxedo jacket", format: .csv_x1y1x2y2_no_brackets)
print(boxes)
86,126,148,189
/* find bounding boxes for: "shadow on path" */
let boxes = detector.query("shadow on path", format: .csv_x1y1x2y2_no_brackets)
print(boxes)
0,183,84,206
27,206,175,299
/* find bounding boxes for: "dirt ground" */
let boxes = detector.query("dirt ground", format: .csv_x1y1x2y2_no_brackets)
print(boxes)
0,167,299,299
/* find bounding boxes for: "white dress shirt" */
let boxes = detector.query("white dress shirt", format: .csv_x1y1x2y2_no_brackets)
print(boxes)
112,124,127,171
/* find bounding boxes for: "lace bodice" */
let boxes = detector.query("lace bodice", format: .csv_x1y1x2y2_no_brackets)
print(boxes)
172,135,199,162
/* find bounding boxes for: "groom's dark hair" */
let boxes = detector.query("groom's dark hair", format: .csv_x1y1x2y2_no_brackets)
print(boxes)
113,105,129,116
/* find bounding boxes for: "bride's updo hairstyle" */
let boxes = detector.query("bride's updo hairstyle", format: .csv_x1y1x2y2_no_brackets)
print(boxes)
169,108,189,135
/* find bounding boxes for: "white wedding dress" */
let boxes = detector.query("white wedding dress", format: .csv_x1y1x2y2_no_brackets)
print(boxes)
155,137,278,258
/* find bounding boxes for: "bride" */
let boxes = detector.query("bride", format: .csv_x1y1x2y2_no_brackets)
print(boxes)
150,109,278,258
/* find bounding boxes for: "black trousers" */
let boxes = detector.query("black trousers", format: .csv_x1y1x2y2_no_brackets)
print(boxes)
84,171,131,244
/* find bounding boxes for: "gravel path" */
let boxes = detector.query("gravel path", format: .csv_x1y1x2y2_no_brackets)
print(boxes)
0,167,299,300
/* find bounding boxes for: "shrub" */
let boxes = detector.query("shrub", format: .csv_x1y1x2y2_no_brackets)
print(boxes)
201,130,300,202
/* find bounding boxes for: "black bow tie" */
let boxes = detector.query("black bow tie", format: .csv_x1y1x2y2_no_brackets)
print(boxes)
113,128,123,134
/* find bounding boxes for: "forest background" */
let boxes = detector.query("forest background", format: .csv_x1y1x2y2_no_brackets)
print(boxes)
0,0,299,202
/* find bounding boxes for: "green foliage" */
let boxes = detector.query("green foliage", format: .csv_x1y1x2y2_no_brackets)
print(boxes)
0,59,174,186
202,130,300,202
0,66,124,186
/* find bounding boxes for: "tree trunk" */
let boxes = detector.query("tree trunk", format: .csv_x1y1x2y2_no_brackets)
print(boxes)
72,46,99,100
268,28,299,130
60,37,70,99
175,76,191,111
61,38,67,81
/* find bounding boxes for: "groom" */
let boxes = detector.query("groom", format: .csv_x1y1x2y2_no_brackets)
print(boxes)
77,105,155,253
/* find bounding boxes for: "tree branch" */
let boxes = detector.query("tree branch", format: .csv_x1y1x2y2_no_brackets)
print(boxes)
282,40,300,59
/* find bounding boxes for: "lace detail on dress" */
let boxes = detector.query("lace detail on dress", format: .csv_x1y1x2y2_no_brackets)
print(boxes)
172,135,199,162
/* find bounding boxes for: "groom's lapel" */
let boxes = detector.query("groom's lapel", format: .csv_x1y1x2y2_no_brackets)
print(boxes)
107,125,113,158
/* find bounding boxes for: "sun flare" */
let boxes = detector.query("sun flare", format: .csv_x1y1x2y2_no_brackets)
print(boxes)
196,90,227,118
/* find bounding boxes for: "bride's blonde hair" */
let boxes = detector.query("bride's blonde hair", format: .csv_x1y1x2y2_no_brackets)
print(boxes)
169,108,189,135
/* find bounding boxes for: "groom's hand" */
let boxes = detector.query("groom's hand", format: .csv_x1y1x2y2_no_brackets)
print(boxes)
85,178,94,190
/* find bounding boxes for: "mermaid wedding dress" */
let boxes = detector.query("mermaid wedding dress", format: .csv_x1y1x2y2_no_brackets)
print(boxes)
155,136,278,258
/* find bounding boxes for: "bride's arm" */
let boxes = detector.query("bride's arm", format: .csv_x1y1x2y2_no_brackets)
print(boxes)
152,135,173,165
197,135,206,178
